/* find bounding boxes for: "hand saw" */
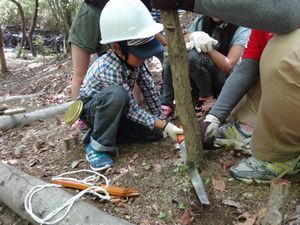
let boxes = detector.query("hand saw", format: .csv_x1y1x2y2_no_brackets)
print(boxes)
52,179,140,197
177,134,209,205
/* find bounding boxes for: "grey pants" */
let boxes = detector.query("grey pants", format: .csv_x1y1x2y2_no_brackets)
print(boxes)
210,59,260,121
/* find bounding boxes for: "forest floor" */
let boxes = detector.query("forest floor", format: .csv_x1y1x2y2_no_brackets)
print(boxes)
0,12,299,225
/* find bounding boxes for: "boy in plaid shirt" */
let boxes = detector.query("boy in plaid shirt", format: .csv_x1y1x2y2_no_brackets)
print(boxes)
79,0,183,171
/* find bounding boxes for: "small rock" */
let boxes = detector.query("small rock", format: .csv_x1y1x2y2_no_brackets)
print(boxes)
242,192,253,198
13,147,23,158
132,173,139,177
125,215,131,220
144,165,152,171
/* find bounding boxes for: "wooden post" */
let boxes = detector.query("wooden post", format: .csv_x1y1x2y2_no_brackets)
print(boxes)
160,10,203,166
262,178,291,225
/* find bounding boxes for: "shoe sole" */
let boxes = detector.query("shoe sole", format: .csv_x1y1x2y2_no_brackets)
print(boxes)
229,171,271,184
215,138,251,153
230,169,300,184
85,154,112,171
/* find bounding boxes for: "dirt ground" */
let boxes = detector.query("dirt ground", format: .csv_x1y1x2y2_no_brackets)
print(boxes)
0,13,299,225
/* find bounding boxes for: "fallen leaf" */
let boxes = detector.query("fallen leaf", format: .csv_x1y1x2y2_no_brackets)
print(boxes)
71,160,80,169
2,159,18,165
212,177,225,192
254,208,266,225
153,163,162,172
180,209,191,225
219,159,236,171
128,153,139,165
164,149,176,159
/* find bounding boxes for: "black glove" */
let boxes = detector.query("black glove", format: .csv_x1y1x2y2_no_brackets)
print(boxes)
151,0,194,11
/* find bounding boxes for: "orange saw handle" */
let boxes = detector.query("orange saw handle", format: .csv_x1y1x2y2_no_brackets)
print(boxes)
52,179,140,197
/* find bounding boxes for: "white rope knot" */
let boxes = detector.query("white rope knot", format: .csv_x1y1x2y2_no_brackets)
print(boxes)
24,170,110,225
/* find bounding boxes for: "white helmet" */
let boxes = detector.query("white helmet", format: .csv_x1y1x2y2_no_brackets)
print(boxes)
100,0,164,44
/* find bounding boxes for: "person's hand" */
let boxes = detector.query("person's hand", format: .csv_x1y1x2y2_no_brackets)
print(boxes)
164,122,184,141
150,0,177,10
201,114,220,148
185,41,194,51
189,31,218,53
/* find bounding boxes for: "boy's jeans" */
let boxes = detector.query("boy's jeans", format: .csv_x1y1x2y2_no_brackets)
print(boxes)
80,85,162,152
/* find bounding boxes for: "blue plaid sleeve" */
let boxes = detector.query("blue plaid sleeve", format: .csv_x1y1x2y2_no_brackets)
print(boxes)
137,66,162,118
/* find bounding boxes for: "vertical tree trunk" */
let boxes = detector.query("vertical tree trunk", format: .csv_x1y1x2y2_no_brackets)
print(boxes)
0,26,9,75
47,0,71,51
10,0,27,58
28,0,39,57
160,10,203,166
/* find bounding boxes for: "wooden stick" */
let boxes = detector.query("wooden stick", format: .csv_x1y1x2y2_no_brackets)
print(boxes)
160,10,203,166
262,178,291,225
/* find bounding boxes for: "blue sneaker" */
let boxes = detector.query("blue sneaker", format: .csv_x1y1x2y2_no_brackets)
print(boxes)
85,144,114,171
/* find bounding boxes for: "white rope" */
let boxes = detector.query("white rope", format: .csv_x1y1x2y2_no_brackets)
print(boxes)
24,170,110,225
51,169,110,186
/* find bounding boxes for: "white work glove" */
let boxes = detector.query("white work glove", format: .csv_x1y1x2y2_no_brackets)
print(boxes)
164,122,184,142
185,41,194,51
188,31,218,53
203,114,220,138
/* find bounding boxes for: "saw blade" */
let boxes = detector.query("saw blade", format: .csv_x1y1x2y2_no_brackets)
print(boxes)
179,141,209,205
189,166,209,205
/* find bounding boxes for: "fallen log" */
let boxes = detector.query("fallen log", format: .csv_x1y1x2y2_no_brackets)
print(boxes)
0,162,134,225
0,101,73,131
0,93,42,104
262,178,291,225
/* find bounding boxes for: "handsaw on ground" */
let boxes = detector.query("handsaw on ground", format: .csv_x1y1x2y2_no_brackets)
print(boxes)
52,178,140,198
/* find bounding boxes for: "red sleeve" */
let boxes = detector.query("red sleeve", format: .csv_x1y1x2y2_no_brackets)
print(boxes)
243,30,273,61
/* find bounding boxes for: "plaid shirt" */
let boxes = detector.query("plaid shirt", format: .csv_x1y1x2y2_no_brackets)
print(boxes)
79,50,162,129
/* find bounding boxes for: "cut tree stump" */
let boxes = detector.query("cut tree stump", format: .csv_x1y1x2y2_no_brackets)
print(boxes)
262,178,291,225
0,101,73,131
0,162,134,225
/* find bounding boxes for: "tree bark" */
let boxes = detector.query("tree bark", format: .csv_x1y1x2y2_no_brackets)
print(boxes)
0,101,73,131
28,0,39,57
0,162,133,225
160,10,203,166
0,25,8,75
10,0,27,58
47,0,71,51
262,178,291,225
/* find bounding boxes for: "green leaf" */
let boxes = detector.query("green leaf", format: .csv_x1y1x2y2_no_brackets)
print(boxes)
204,176,211,185
158,212,166,219
178,202,185,210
